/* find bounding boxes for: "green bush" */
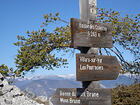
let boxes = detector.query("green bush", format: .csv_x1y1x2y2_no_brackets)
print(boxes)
112,83,140,105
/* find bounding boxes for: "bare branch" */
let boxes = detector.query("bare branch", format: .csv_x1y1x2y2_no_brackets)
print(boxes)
104,48,111,56
99,48,103,55
58,17,69,24
108,48,130,66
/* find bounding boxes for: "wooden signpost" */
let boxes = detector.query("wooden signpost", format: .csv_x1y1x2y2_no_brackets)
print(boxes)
50,0,121,105
70,18,112,48
76,54,121,81
51,88,111,105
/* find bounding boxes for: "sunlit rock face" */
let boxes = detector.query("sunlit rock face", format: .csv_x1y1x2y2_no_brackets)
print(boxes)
0,73,44,105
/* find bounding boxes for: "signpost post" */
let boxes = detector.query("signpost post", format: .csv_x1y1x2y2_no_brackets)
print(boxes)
50,0,121,105
79,0,100,89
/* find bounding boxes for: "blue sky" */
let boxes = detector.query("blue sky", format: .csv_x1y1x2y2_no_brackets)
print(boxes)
0,0,139,77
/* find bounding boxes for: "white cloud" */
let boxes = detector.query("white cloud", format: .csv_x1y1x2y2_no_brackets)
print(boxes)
57,74,75,79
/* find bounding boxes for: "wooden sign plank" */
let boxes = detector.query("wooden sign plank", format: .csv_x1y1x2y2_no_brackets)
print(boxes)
70,18,112,48
51,88,111,105
76,54,121,81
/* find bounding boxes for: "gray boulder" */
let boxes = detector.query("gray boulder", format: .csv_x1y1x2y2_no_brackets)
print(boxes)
35,96,48,102
0,73,44,105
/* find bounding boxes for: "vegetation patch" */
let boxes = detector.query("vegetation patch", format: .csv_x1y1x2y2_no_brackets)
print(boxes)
112,83,140,105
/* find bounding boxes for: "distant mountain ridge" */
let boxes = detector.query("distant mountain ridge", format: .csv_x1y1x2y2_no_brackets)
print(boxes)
16,74,76,81
13,73,139,98
13,74,80,97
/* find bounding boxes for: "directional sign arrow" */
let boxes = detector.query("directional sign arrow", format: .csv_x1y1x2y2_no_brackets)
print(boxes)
76,54,121,81
50,88,111,105
70,18,113,48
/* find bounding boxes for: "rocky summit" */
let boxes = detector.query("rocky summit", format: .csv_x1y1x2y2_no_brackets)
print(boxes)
0,73,44,105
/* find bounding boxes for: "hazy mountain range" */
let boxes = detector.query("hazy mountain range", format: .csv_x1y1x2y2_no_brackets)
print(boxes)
13,73,139,98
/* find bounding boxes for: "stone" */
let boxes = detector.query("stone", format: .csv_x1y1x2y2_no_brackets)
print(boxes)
0,73,45,105
49,97,54,105
0,74,4,87
35,96,48,103
24,89,37,99
0,73,3,78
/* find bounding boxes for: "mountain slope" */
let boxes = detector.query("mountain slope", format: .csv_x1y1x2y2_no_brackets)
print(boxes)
14,78,81,97
13,74,138,98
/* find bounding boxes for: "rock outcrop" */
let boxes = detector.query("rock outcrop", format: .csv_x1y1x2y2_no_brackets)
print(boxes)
49,97,53,105
35,96,48,102
34,96,49,105
0,73,44,105
24,89,37,99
